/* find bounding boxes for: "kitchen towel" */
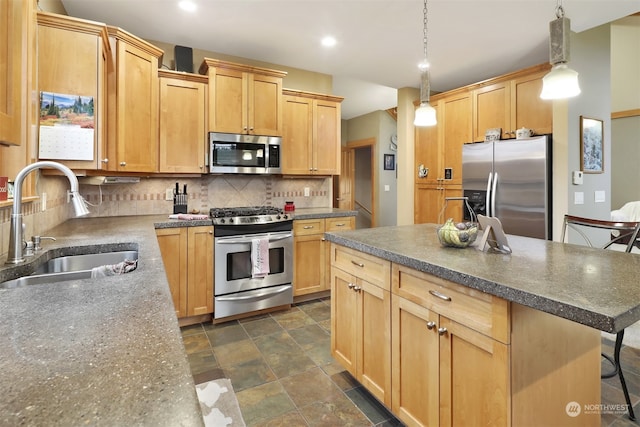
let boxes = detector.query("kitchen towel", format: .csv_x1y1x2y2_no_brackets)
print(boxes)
91,259,138,278
251,237,270,278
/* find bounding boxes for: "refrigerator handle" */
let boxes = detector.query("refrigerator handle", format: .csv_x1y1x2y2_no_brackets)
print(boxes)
491,172,499,217
485,173,493,217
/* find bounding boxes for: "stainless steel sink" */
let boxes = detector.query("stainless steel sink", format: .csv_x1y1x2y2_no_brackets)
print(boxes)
0,250,139,289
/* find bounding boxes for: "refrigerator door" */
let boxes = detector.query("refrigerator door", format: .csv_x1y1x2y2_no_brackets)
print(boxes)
493,136,549,239
462,142,494,220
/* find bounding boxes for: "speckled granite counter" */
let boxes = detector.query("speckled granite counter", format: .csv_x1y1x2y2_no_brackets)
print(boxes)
0,215,208,426
325,223,640,334
292,207,357,220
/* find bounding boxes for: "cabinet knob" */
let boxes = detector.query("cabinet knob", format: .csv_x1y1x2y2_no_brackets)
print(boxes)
348,283,355,289
120,162,126,167
353,286,362,292
426,321,436,330
438,327,448,336
101,158,109,163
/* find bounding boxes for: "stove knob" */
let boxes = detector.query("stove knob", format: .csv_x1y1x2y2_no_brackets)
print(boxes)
276,215,281,220
220,218,225,224
229,218,234,223
283,214,288,219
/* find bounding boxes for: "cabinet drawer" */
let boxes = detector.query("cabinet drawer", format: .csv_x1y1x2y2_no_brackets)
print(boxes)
294,219,325,236
331,244,391,291
326,216,354,231
392,264,509,343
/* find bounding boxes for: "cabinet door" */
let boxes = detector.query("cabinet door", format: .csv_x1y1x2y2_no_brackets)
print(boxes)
441,94,470,184
159,76,206,173
511,72,552,135
0,0,29,146
414,103,440,185
114,40,159,172
472,82,511,141
392,296,439,427
282,95,313,174
331,267,358,374
156,227,188,317
249,73,282,136
359,279,391,406
414,184,440,225
209,67,246,134
293,233,325,296
187,226,214,316
314,99,340,175
438,317,509,427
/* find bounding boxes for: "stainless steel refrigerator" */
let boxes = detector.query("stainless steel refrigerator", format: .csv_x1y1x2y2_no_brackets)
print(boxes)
462,135,552,239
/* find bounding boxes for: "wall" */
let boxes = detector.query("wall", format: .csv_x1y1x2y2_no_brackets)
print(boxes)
611,16,640,209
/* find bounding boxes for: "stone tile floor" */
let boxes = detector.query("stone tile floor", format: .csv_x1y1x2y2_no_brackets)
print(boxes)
181,297,640,426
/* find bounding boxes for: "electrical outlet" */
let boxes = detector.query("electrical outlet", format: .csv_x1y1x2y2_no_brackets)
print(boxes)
304,187,310,197
42,193,47,211
166,188,174,201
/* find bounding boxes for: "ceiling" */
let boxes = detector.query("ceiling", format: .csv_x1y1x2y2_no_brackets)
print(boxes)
59,0,639,120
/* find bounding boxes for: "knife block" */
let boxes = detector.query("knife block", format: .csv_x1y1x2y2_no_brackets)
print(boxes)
173,194,187,214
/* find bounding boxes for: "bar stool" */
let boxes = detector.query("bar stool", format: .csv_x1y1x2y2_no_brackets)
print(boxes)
561,214,640,420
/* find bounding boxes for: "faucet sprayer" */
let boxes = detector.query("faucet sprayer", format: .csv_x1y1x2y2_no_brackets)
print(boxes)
6,161,89,264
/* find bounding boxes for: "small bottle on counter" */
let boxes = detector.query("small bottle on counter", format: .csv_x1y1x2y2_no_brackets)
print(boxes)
284,201,295,212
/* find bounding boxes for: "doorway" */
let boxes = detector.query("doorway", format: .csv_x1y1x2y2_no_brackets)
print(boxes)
333,138,376,229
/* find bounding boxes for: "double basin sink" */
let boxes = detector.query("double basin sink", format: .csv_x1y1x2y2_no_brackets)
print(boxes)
0,250,139,289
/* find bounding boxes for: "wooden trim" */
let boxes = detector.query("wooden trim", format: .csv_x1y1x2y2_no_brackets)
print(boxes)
106,25,164,58
199,57,287,78
346,137,377,227
283,88,343,103
158,69,208,83
611,109,640,119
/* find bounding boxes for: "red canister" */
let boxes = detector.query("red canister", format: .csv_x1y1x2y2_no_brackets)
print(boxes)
284,201,295,212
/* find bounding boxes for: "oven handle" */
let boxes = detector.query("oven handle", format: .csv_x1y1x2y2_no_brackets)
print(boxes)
216,285,291,301
216,232,292,245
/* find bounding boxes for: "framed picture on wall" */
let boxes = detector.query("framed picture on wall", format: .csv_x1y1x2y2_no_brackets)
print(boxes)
384,154,395,170
580,116,604,174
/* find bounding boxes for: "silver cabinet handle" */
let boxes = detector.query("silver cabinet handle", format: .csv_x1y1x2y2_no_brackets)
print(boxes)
429,290,452,302
438,327,448,336
120,161,126,166
334,223,346,227
426,321,436,330
351,260,364,268
303,225,314,229
348,283,355,289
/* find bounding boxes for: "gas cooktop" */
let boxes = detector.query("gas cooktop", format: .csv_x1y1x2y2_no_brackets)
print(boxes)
209,206,293,225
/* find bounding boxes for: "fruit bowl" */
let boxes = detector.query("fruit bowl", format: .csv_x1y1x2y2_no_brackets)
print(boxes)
437,219,479,248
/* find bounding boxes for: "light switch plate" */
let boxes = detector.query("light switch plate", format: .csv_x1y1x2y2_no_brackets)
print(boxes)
384,185,390,192
166,188,173,201
304,187,310,197
574,192,584,205
595,190,606,203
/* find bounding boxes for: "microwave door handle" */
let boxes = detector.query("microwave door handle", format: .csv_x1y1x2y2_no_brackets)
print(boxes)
216,285,291,301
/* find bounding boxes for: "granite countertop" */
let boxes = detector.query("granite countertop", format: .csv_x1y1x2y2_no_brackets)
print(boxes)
292,207,357,220
0,215,205,426
325,223,640,334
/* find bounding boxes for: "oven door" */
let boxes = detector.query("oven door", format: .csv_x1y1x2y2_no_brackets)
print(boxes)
214,231,292,296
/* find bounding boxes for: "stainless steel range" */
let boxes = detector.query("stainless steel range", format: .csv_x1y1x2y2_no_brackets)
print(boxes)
211,206,294,319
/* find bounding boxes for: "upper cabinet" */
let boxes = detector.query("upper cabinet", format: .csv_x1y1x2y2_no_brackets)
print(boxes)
36,12,109,170
105,26,163,172
158,70,208,173
199,58,286,136
0,0,35,147
282,89,343,175
470,63,552,142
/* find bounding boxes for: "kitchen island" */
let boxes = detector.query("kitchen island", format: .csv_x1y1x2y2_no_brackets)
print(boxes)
0,215,206,427
325,223,640,427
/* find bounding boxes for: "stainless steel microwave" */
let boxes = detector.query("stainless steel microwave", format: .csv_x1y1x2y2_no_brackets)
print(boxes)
209,132,282,174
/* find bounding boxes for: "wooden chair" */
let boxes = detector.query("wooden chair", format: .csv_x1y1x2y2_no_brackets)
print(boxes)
561,214,640,420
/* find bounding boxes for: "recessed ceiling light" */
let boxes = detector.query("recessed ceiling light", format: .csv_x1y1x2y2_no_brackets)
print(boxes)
178,1,197,12
321,36,337,47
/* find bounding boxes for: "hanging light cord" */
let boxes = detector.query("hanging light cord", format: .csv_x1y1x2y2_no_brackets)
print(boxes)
419,0,431,103
422,0,428,68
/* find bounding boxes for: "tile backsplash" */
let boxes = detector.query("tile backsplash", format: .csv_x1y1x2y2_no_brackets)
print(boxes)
0,174,331,256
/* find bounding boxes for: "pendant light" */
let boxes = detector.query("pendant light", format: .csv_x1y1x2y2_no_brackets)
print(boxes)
414,0,437,127
540,0,581,100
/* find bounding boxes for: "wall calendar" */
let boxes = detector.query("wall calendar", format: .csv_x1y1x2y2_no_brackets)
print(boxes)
38,91,95,161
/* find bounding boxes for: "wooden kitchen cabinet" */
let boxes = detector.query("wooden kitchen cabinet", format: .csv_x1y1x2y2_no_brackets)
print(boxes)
282,90,343,175
158,70,207,173
106,26,163,172
414,184,462,225
472,81,511,141
156,225,213,323
510,68,553,136
293,216,354,296
331,244,391,406
199,58,286,136
36,12,109,170
0,0,34,147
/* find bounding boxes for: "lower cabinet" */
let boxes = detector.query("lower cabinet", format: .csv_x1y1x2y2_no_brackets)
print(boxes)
331,244,602,427
293,216,354,296
330,244,392,406
414,184,462,225
156,225,213,321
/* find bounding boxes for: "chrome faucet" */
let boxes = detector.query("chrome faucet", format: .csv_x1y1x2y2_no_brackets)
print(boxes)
6,161,89,264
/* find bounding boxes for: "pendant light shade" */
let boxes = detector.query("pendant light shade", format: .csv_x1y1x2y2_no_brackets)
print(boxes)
540,3,581,100
414,0,436,127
